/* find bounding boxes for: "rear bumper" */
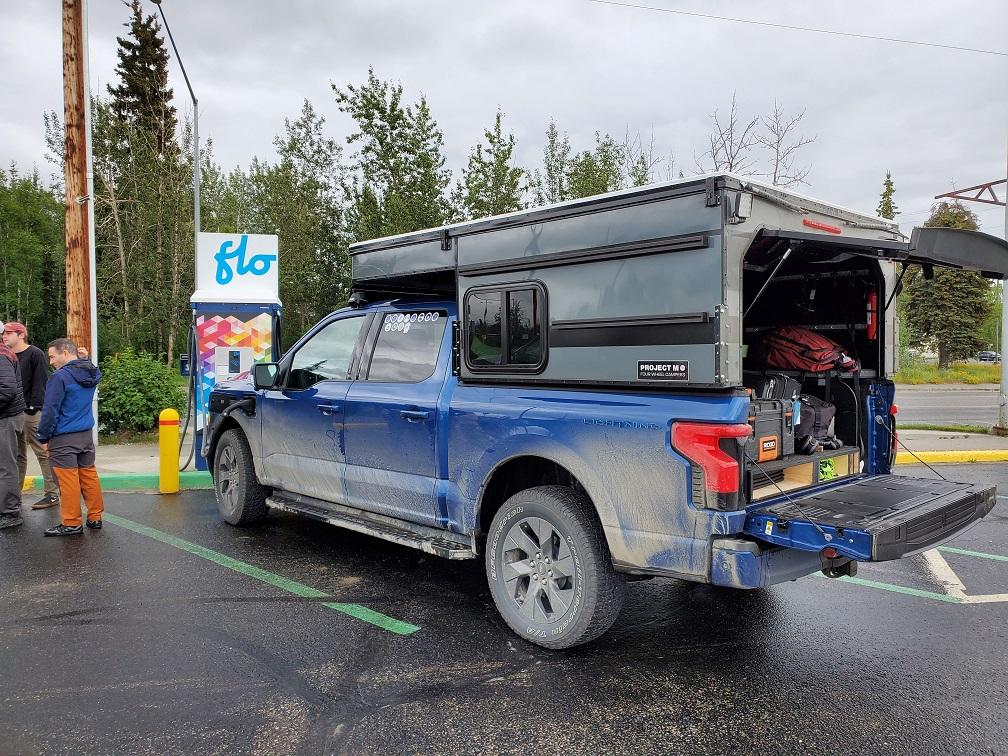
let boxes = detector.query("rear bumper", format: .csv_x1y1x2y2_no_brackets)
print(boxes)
710,538,822,589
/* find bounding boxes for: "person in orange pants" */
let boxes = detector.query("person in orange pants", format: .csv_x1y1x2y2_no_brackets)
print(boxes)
35,339,104,536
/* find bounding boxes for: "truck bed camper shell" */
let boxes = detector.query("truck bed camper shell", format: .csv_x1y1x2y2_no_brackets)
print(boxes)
349,173,1008,389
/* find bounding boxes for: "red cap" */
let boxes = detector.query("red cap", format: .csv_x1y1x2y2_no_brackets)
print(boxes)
3,322,27,337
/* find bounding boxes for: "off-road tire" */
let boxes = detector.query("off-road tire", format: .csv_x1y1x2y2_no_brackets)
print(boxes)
485,485,626,649
213,429,268,526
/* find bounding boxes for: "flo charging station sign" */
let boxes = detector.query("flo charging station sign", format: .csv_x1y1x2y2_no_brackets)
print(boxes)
192,232,279,304
190,232,281,469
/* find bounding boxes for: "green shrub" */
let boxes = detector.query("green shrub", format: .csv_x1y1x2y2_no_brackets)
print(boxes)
98,349,186,433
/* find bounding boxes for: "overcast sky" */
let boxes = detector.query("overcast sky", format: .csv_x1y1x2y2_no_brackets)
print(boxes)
3,0,1006,236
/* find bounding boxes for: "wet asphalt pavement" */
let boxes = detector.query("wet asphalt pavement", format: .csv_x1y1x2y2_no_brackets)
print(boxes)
3,465,1008,755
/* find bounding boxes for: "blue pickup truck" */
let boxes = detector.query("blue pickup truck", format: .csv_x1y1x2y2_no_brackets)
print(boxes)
205,175,1007,648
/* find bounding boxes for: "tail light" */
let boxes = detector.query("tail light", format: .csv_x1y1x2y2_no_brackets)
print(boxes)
672,422,753,509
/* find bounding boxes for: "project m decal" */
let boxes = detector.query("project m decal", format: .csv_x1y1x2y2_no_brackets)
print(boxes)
638,360,689,381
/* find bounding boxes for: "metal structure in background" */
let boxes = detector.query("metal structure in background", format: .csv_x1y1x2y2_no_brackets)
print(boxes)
150,0,199,266
936,172,1008,432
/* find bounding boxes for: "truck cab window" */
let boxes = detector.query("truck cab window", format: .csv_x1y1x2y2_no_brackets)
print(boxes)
367,312,448,382
287,316,365,389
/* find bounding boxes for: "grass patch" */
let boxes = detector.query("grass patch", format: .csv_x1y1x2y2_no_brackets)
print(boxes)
98,430,159,445
899,422,991,435
892,362,1000,385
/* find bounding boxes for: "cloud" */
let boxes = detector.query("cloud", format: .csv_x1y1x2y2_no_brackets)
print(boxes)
2,0,1005,233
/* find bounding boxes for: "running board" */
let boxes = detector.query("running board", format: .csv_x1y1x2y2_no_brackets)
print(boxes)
266,494,476,560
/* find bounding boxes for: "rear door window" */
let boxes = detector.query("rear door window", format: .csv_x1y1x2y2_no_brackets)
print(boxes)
367,311,448,383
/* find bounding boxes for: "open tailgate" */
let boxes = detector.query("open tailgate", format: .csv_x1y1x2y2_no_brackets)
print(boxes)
743,475,996,561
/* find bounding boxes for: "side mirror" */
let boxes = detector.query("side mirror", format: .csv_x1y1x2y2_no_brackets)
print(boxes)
252,362,279,390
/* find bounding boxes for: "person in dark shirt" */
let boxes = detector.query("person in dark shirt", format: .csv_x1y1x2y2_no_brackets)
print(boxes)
0,342,26,529
3,322,60,509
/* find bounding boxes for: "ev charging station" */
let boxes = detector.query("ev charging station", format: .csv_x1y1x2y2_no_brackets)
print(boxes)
189,232,281,470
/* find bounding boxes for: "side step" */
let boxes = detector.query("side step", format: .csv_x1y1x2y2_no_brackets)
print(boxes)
266,493,476,560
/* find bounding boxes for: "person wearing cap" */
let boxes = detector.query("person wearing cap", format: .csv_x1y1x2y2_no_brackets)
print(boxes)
37,338,103,536
2,322,60,509
0,340,26,529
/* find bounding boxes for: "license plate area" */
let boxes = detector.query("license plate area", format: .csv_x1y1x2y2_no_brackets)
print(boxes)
743,475,996,561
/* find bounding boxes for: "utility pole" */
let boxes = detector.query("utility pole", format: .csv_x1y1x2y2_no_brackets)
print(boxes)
936,169,1008,431
62,0,93,354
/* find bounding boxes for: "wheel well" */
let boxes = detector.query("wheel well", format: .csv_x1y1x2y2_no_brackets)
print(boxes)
206,416,241,469
476,456,593,543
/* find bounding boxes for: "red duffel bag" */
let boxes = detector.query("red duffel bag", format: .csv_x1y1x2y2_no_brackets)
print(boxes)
763,326,860,373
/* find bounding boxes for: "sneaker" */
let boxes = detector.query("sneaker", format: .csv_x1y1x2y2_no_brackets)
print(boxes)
43,524,83,537
0,514,24,530
85,519,102,530
31,495,59,510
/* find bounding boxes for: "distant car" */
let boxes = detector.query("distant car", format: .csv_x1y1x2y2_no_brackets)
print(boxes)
977,351,1000,362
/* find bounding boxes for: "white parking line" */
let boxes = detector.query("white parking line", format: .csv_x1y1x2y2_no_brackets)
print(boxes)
921,549,968,600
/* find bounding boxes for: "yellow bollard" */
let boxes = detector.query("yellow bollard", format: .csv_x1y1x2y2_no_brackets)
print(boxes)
159,408,180,494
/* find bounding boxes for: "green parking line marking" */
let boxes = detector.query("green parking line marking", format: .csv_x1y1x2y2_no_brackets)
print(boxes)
939,545,1008,563
819,573,962,604
101,512,421,635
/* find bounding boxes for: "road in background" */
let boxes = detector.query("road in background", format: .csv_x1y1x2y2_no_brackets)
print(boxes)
895,385,1000,426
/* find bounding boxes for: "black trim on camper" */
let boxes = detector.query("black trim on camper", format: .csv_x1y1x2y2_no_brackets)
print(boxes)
457,233,711,276
463,282,548,375
550,312,718,348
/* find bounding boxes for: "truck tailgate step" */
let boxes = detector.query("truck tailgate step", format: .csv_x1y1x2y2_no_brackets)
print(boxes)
743,475,996,561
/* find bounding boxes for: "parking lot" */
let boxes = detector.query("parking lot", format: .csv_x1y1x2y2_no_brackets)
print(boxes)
3,464,1008,756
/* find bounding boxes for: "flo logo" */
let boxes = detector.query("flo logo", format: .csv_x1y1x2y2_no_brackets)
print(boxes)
214,235,277,286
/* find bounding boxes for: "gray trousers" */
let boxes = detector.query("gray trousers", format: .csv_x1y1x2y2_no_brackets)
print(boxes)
0,414,24,516
17,411,59,498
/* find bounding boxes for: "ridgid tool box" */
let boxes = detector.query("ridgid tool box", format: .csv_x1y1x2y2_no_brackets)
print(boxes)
748,398,795,462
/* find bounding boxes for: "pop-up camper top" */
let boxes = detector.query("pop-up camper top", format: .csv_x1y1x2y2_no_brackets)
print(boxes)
349,173,1008,387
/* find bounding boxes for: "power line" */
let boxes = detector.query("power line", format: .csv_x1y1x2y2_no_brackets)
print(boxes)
585,0,1008,57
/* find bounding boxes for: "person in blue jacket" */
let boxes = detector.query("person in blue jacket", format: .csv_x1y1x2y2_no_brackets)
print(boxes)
36,339,104,537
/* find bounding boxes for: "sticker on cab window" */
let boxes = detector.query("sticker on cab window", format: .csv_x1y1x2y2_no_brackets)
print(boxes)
386,312,442,335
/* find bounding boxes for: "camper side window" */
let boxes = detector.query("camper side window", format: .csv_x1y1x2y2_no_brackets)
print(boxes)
465,284,546,372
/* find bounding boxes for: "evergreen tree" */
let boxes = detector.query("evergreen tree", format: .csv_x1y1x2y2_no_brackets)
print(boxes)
905,201,991,368
877,170,899,220
334,69,452,240
107,0,178,158
0,166,66,346
455,110,524,221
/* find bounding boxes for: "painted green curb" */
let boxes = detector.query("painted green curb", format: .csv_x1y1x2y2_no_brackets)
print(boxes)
22,471,213,492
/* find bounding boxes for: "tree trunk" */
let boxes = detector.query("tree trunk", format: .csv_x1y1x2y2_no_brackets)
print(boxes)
938,343,950,370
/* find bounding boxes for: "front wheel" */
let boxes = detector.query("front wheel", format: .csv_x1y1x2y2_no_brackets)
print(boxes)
485,485,626,650
213,429,268,526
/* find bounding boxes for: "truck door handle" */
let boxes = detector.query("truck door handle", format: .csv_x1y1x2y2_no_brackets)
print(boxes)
400,409,429,422
317,403,340,416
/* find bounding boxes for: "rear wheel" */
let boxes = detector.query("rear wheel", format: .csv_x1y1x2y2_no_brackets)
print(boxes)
213,429,268,526
485,485,625,649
